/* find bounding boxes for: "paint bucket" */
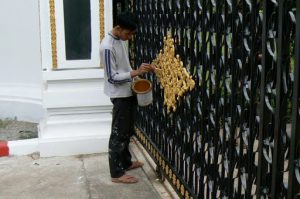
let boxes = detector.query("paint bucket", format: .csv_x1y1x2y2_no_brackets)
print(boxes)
132,79,153,106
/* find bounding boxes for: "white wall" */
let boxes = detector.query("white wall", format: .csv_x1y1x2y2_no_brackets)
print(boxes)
0,0,44,122
0,0,113,156
37,0,113,156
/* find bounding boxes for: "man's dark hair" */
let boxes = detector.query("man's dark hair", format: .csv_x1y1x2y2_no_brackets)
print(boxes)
116,11,138,31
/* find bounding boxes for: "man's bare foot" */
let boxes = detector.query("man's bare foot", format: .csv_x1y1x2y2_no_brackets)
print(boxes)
111,174,138,184
126,161,144,171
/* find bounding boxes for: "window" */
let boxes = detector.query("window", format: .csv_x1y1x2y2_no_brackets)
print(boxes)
55,0,100,69
63,0,91,60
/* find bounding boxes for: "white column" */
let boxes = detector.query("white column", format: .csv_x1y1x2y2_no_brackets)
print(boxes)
39,0,113,157
39,69,112,157
0,0,44,122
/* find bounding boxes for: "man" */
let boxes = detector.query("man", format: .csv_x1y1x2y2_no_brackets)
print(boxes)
100,11,154,183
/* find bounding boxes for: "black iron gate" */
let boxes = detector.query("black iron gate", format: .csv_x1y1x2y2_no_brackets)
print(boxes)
126,0,300,198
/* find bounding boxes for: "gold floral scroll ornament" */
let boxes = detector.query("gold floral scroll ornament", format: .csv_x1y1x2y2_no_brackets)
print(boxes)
152,34,195,113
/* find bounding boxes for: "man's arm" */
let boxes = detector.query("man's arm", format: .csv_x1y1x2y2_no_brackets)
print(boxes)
104,49,155,84
104,49,132,84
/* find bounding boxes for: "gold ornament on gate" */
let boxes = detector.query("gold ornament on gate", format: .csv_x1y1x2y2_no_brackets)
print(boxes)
152,34,195,113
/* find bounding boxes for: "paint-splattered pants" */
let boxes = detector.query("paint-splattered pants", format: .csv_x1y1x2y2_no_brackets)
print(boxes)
109,96,137,178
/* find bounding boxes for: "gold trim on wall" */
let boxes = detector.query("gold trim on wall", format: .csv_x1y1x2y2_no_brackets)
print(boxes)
49,0,58,69
99,0,105,41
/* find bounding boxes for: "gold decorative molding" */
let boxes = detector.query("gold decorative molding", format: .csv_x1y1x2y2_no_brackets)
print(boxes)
185,191,190,199
152,34,195,113
173,174,176,185
177,179,181,190
49,0,57,69
169,168,172,178
180,184,185,196
99,0,105,41
134,127,193,198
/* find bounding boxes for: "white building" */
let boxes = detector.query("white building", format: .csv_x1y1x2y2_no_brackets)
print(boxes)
0,0,114,157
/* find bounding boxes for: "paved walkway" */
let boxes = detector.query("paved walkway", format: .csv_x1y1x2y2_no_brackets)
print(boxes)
0,141,174,199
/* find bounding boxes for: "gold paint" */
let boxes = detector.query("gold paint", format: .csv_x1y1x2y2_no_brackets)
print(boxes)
49,0,57,69
185,191,189,199
152,34,195,113
172,174,176,185
159,156,162,166
180,185,185,196
176,179,180,190
99,0,105,41
136,131,139,138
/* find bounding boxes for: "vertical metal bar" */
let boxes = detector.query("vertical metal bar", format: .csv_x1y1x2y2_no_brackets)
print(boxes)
271,0,285,198
229,0,237,197
222,0,230,197
238,1,245,197
287,0,300,198
256,0,269,197
200,0,209,198
212,0,221,196
246,0,257,198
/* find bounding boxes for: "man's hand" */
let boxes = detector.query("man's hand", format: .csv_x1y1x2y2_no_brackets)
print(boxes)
131,63,155,77
138,63,155,74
